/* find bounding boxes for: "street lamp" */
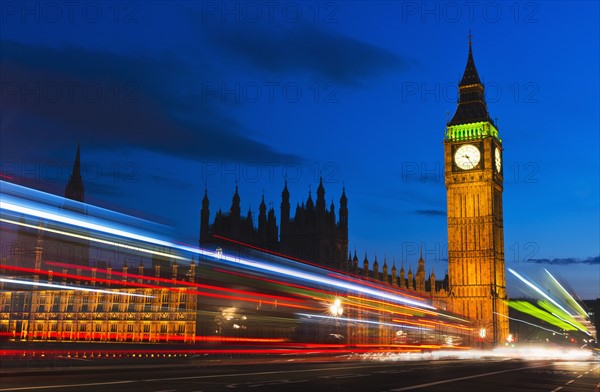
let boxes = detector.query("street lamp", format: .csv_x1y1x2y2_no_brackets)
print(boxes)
329,298,343,317
479,327,487,339
328,298,344,339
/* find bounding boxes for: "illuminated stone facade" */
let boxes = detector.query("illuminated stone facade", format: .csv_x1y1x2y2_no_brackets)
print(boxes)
0,287,197,343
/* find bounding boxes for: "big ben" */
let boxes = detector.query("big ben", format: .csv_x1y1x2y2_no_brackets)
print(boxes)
444,38,509,346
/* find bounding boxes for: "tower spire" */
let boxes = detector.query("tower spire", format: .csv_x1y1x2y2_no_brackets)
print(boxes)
447,37,497,131
230,184,241,219
200,187,210,244
65,143,84,202
316,176,325,212
459,36,482,87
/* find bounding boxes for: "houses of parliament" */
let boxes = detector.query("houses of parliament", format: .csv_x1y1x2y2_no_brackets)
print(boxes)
1,39,508,345
200,178,349,272
199,180,447,297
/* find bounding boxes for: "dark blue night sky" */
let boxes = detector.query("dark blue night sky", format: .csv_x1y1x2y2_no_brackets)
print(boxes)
1,1,598,298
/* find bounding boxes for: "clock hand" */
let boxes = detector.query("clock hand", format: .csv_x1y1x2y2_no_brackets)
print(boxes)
464,155,475,167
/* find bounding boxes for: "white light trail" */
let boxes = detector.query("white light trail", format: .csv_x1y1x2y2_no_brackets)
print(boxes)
549,311,591,336
544,269,588,317
1,180,163,228
1,218,187,261
508,268,573,316
0,278,154,297
1,199,175,249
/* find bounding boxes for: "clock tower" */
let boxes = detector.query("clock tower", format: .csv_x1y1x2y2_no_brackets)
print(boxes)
444,38,509,345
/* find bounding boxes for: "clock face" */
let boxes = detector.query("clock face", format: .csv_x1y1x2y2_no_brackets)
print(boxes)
494,147,502,172
454,144,481,170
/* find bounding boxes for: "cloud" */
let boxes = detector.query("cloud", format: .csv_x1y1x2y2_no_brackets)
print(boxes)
527,256,599,265
206,24,409,86
414,209,446,216
0,40,300,164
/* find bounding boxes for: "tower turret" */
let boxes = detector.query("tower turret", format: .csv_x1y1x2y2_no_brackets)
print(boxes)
316,177,326,213
399,262,406,288
267,206,278,245
65,144,84,202
230,185,241,219
280,180,290,237
382,257,388,284
62,144,88,265
339,187,348,229
373,256,379,281
200,188,210,244
416,247,426,292
306,189,314,212
258,194,267,242
429,267,436,294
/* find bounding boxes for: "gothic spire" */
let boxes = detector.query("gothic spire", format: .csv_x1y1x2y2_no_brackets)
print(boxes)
65,143,84,202
459,35,482,87
316,177,326,212
306,188,314,210
259,194,266,212
282,179,290,199
202,187,209,208
448,35,494,127
230,184,241,218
